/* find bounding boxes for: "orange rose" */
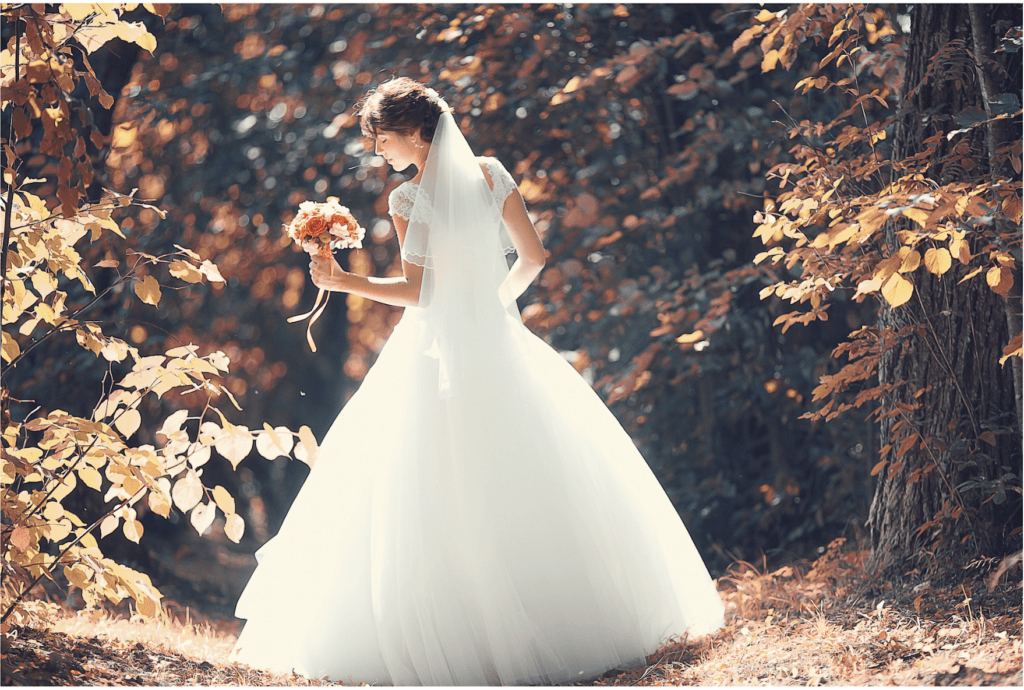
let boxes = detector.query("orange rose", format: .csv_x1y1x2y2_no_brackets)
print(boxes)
305,214,329,239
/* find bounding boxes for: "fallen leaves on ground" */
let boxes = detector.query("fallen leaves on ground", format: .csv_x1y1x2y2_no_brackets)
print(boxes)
591,546,1022,687
2,546,1021,686
1,608,324,687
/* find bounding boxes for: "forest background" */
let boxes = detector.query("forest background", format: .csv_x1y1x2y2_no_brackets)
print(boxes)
2,0,1021,632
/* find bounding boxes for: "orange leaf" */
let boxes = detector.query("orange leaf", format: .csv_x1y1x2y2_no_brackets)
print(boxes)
732,25,764,53
11,525,31,551
949,237,972,264
986,266,1013,296
871,460,887,476
1000,333,1022,365
134,275,161,306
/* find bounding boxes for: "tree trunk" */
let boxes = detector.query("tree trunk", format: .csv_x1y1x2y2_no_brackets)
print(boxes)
868,4,1022,576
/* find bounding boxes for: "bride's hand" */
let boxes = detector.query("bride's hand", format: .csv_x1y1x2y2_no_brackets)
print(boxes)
309,254,348,291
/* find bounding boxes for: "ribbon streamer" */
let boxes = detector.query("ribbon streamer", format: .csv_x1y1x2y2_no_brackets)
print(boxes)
287,287,330,352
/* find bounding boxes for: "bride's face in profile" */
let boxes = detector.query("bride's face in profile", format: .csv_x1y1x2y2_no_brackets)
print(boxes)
375,129,428,172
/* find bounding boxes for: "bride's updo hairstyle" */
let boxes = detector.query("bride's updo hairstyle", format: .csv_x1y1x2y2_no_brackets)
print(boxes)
359,77,445,142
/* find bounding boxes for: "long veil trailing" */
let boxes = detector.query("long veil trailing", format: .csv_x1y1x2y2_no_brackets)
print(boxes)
400,109,529,398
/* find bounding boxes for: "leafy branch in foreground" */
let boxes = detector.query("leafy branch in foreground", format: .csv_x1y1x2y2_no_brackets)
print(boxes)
2,3,314,630
748,3,1021,567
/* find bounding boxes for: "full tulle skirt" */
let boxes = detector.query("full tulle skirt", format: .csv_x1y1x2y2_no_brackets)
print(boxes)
232,310,724,685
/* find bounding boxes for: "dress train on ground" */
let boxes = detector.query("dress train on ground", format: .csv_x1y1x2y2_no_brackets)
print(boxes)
232,308,725,685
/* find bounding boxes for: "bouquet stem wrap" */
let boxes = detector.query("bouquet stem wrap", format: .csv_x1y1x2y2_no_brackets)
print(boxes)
287,287,330,353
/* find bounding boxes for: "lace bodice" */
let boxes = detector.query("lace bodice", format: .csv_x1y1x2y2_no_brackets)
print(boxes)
388,156,518,221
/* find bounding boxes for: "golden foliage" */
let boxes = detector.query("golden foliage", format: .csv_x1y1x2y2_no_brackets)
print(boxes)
1,4,313,632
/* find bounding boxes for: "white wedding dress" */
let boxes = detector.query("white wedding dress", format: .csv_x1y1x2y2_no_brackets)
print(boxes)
232,146,724,685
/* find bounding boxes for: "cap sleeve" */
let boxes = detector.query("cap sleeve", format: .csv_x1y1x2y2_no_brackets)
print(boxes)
482,157,519,206
388,182,417,221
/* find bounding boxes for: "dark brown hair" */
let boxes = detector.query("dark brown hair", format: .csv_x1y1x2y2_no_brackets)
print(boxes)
359,77,444,142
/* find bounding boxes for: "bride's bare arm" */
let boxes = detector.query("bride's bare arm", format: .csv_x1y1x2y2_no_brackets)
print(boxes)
498,189,546,307
309,214,423,308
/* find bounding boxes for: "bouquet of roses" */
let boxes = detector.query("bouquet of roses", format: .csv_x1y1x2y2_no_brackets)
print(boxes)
285,198,365,351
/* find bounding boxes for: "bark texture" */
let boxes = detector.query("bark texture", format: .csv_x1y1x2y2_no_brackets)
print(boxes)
868,4,1022,575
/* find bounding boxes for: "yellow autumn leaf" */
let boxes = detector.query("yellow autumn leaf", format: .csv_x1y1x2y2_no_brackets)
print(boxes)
117,22,157,53
48,518,73,543
186,442,212,469
111,122,137,148
148,489,171,518
198,421,222,445
199,260,225,283
762,48,780,72
923,247,952,275
169,260,203,283
64,564,93,590
75,21,123,53
134,275,161,306
214,423,253,469
676,330,705,344
171,471,203,512
3,331,22,363
122,474,143,497
225,513,245,544
881,273,914,308
31,271,57,298
123,519,144,544
157,409,189,439
78,466,103,491
949,236,972,264
212,485,235,515
294,425,319,468
166,343,200,358
100,514,119,538
100,338,132,362
136,593,160,618
755,9,776,22
1000,333,1022,366
954,193,972,217
256,424,294,459
43,501,65,521
898,249,921,274
114,408,141,438
64,4,99,21
190,501,216,536
902,207,929,227
987,266,1014,296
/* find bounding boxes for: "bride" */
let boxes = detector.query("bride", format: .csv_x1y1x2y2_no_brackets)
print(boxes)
231,77,724,685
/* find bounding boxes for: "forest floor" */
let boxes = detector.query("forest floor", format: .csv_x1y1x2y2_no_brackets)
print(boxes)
2,543,1021,686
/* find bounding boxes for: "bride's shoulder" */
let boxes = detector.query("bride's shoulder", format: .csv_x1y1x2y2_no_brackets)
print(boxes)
388,180,418,220
477,156,517,199
476,155,508,175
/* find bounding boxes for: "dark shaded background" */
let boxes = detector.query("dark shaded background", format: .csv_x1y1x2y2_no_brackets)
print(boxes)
10,3,901,615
